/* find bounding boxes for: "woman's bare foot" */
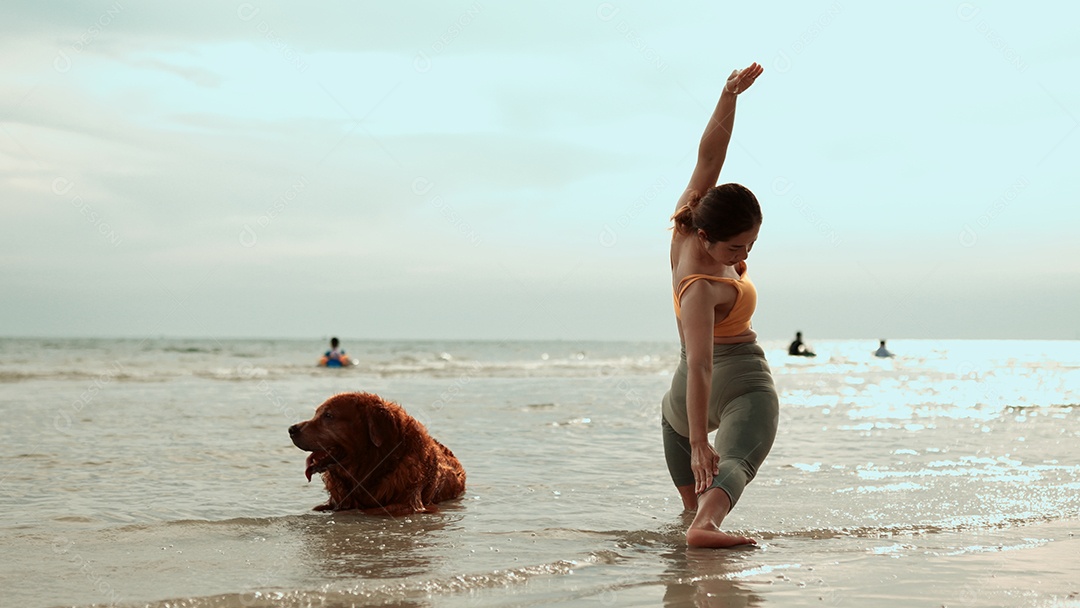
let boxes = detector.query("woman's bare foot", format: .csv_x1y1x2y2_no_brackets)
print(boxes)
685,487,757,548
686,526,756,548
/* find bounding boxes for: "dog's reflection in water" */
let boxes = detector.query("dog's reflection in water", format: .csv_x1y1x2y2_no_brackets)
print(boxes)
292,508,465,581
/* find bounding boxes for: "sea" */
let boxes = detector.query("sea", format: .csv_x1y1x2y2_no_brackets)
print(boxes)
1,337,1078,608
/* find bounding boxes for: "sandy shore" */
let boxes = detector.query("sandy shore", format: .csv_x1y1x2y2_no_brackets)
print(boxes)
730,519,1080,607
957,533,1080,606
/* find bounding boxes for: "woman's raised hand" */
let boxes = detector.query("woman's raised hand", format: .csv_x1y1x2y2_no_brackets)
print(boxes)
724,62,764,95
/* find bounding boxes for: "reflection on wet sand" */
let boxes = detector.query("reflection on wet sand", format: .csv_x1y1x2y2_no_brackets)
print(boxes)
294,508,464,581
661,549,764,608
657,516,765,608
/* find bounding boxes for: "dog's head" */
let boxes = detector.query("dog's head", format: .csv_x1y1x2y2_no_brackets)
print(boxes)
288,392,405,482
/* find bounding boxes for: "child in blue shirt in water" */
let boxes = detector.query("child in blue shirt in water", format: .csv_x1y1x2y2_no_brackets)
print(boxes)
319,337,350,367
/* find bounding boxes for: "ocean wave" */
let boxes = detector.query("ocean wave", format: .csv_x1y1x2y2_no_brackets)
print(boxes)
756,511,1075,541
1,357,675,384
92,557,590,608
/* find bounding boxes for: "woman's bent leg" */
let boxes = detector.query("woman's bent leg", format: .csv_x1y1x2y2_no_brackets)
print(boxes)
686,390,778,548
661,416,699,511
710,390,779,508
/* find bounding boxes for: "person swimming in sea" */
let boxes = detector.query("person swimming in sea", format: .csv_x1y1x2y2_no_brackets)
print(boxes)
660,61,778,548
318,337,351,367
874,339,894,358
788,331,816,357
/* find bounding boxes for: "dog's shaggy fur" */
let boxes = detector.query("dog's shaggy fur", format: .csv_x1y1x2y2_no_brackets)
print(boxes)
289,392,466,514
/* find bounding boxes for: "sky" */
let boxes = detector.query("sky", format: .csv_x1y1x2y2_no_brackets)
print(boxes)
1,2,1077,341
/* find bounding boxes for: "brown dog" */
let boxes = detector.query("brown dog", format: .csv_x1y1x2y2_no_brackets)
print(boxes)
288,392,466,514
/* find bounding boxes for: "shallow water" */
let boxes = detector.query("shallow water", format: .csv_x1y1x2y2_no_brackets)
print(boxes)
1,338,1078,607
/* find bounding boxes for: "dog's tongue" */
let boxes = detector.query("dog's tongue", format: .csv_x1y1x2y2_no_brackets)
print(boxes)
304,450,331,482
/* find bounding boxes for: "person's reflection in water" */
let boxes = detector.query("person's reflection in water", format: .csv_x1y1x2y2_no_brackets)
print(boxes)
661,549,764,607
658,516,764,607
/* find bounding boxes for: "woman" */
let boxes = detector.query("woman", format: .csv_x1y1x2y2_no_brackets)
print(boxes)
662,62,779,548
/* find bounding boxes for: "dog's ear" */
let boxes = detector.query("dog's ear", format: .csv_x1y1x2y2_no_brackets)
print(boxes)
367,404,396,448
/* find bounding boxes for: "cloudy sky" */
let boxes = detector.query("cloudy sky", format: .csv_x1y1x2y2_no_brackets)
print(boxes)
1,2,1077,341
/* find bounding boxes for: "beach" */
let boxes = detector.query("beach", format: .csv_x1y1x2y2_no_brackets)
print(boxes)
1,337,1078,607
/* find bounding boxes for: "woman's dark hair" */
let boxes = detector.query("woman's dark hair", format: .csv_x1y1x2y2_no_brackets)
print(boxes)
671,183,761,242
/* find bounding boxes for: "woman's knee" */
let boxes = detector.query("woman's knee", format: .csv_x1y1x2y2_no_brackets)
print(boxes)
712,457,754,506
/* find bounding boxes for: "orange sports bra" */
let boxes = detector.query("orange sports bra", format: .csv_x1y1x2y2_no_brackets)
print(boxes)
672,262,757,338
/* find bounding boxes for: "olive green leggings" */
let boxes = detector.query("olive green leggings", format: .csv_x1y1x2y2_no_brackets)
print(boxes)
661,343,779,507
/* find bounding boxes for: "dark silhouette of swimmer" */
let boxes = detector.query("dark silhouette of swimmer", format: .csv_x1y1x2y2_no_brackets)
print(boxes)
788,331,816,357
874,339,894,358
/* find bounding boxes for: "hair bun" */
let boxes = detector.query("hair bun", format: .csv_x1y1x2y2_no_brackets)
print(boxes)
686,190,703,208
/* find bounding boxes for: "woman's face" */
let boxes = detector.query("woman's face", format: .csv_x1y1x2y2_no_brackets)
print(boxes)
702,223,760,266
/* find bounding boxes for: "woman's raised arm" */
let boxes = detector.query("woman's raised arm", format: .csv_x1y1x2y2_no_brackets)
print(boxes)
674,62,763,213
